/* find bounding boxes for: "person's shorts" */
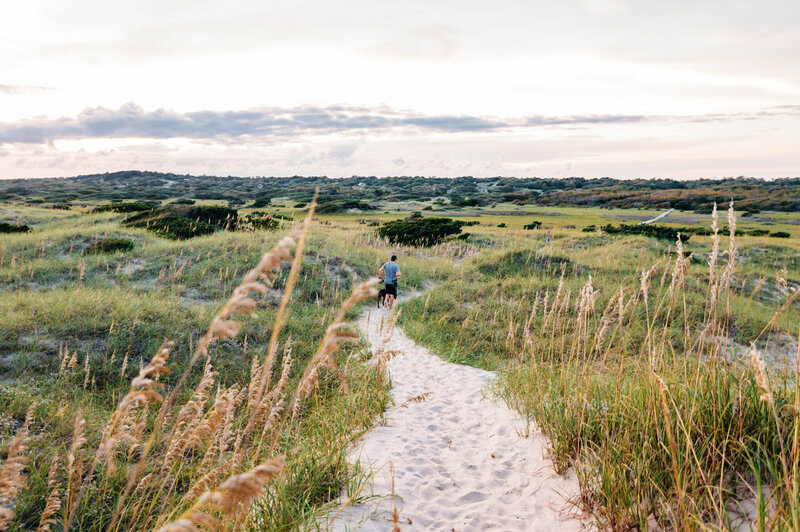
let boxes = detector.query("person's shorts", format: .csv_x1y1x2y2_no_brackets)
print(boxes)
385,283,397,296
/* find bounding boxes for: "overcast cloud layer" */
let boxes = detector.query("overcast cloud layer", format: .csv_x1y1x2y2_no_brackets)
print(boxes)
1,0,799,178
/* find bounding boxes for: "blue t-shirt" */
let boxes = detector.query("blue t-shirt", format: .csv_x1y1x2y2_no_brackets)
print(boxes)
382,261,399,283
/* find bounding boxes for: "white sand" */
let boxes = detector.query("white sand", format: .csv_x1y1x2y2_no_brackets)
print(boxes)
328,298,590,531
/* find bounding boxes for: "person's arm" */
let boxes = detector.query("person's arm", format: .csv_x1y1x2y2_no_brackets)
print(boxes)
378,266,385,278
396,269,401,277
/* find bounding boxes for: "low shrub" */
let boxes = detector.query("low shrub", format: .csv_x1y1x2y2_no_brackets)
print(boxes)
241,212,280,231
582,225,597,232
85,237,135,254
315,200,377,214
0,222,30,234
186,205,238,227
771,231,791,238
123,211,216,239
94,201,154,213
377,216,464,246
523,221,542,230
602,223,690,241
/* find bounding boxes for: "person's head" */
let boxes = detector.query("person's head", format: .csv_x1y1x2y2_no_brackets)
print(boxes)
391,254,397,262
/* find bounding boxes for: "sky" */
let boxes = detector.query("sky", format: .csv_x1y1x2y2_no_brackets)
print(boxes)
1,0,799,180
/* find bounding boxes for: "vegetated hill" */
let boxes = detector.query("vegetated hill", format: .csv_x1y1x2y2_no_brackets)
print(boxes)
1,170,799,212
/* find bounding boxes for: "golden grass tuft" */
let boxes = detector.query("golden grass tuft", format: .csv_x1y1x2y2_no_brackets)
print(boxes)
0,408,32,530
158,457,284,532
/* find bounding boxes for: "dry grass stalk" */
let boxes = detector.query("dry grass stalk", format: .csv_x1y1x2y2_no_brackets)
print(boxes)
720,200,738,292
399,392,432,409
162,360,217,471
158,457,284,532
64,410,87,528
640,262,659,317
291,278,379,419
243,343,292,443
669,234,693,300
707,202,720,310
36,456,61,532
185,386,239,454
98,342,172,474
0,408,33,530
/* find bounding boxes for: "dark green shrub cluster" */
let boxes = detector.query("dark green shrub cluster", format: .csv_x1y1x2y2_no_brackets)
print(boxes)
602,223,691,241
51,203,72,210
123,211,215,239
0,222,30,234
583,225,597,232
771,231,791,238
523,221,542,230
85,237,135,254
453,197,480,207
377,217,464,246
241,212,280,231
169,198,196,205
185,205,238,227
94,201,154,213
315,200,377,214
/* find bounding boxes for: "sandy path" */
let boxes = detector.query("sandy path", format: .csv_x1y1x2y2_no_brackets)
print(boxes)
639,207,675,225
328,297,589,531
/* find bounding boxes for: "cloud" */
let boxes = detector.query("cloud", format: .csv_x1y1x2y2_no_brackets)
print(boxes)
0,84,55,95
0,102,797,145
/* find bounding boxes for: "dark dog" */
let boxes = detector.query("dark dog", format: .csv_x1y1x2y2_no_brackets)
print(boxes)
377,286,387,307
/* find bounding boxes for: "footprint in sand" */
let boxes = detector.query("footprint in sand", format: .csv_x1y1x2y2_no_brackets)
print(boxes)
328,293,592,532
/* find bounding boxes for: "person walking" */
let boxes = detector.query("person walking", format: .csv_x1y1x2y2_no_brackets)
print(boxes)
378,255,401,308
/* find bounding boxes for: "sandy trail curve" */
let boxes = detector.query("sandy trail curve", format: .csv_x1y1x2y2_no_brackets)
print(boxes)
328,294,590,531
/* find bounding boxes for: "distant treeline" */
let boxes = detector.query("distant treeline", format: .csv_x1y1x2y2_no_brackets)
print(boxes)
1,171,799,212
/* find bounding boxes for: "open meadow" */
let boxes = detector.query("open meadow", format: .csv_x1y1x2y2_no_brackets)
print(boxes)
0,190,799,531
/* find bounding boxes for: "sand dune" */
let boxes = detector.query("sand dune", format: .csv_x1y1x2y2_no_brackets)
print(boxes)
328,299,590,531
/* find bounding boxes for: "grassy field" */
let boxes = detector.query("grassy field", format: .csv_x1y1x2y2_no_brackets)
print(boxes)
0,197,798,530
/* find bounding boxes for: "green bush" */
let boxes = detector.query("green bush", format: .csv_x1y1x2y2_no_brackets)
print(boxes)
771,231,791,238
582,225,597,232
602,223,690,241
747,229,770,237
377,217,464,246
94,201,154,213
523,221,542,230
85,237,135,254
186,205,238,227
169,198,196,205
0,222,30,234
123,211,215,240
315,200,377,214
241,213,280,231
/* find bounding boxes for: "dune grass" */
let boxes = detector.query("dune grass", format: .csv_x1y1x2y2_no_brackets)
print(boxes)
400,204,800,530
